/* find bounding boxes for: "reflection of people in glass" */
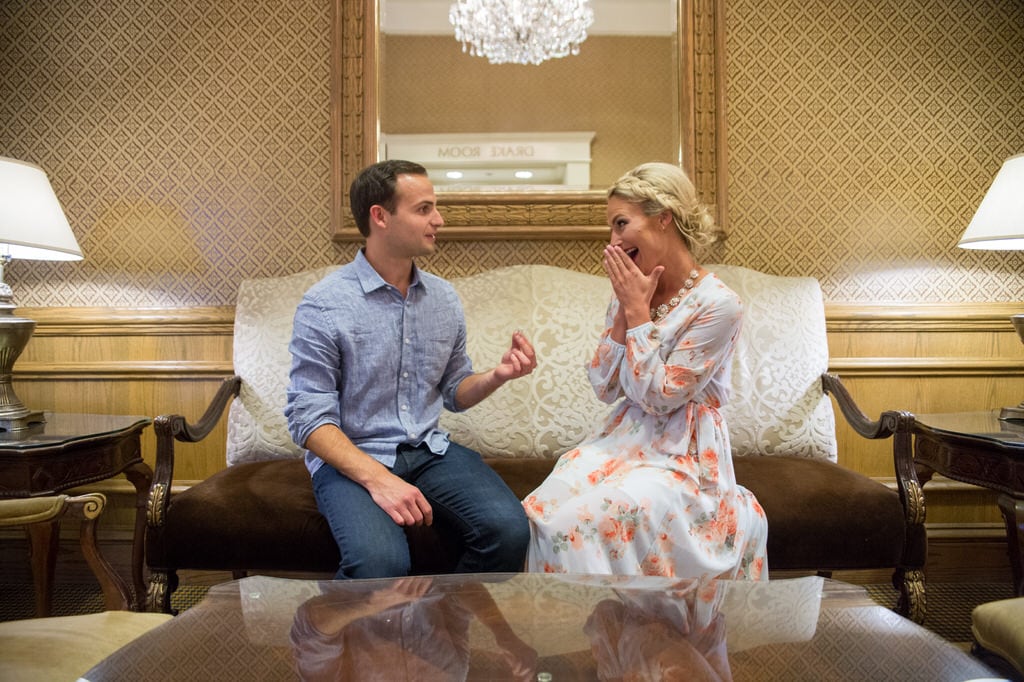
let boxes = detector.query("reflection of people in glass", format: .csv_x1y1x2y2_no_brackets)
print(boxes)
289,577,537,681
584,581,731,682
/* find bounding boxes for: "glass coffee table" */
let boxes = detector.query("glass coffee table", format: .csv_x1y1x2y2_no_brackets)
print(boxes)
84,573,995,681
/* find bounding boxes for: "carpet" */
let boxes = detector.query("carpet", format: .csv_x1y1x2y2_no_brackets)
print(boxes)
0,580,1014,645
0,583,210,621
864,581,1014,644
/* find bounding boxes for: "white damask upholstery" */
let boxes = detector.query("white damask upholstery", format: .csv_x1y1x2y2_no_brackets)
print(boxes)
225,263,835,466
440,265,612,458
226,265,338,465
710,265,837,461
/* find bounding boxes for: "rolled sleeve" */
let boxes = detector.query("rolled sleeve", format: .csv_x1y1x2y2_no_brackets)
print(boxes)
286,297,343,449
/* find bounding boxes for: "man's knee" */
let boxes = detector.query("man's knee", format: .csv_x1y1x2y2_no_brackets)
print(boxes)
482,505,531,560
336,539,412,579
501,508,531,550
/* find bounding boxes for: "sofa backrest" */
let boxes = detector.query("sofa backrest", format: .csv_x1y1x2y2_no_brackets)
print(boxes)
439,265,613,459
709,265,836,461
226,263,836,467
226,266,337,465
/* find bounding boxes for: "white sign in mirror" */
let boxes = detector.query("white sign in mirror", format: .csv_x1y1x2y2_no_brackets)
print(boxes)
382,131,597,190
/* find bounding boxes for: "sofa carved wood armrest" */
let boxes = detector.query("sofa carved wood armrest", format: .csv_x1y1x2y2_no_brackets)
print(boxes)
145,264,926,623
146,376,241,610
822,371,926,621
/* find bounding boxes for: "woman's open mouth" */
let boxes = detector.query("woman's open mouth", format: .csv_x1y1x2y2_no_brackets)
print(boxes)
624,247,639,262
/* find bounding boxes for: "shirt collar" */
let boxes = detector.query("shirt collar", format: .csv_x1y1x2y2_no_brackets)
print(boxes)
354,248,423,294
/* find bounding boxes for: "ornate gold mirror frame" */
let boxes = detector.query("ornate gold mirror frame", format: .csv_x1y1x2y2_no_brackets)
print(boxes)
330,0,726,241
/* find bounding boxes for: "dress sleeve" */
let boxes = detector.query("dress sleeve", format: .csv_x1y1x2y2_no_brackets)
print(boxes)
617,290,742,416
587,299,626,404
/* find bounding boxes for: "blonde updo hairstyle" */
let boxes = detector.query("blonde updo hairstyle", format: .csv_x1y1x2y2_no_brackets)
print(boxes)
607,162,721,255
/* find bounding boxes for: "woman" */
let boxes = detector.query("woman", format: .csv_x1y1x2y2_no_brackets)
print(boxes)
523,162,768,580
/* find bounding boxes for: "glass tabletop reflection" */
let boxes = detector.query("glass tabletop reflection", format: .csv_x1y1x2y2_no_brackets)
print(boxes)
83,572,995,681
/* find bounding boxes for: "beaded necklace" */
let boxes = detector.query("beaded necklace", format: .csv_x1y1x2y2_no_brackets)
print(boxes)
650,269,700,321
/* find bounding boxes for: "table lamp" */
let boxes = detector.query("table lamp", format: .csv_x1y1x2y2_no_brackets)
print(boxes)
0,157,84,433
957,152,1024,420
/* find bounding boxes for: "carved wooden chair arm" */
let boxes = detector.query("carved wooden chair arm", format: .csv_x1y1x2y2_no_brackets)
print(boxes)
822,372,926,620
821,372,918,486
822,372,897,440
148,375,242,529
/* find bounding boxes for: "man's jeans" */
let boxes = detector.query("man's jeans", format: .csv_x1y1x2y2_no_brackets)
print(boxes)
312,442,530,579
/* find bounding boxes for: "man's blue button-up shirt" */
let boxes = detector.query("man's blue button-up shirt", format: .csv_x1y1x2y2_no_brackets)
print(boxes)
286,250,475,475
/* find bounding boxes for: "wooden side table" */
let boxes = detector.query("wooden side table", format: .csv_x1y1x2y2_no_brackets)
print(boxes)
0,413,153,614
912,411,1024,596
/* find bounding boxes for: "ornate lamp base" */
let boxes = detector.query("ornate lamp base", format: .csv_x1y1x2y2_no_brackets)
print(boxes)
0,409,45,434
0,300,42,434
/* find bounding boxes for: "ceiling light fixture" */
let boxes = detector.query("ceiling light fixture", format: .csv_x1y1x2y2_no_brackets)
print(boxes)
449,0,595,66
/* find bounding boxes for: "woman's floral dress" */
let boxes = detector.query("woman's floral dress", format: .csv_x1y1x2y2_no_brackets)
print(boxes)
524,273,768,580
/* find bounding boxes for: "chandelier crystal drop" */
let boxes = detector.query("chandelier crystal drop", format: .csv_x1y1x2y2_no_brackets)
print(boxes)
449,0,595,66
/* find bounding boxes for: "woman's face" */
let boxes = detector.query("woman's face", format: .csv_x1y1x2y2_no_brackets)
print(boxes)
606,195,672,275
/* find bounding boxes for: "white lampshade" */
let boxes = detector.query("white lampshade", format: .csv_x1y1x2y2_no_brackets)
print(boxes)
0,157,83,261
958,153,1024,250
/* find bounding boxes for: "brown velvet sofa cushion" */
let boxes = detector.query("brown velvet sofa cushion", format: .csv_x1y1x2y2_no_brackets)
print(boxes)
148,460,338,574
148,454,922,578
147,459,463,577
733,456,918,570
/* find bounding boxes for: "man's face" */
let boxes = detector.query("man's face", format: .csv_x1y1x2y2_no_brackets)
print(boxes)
376,173,444,258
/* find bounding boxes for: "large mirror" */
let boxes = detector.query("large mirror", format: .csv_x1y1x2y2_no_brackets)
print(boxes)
331,0,726,240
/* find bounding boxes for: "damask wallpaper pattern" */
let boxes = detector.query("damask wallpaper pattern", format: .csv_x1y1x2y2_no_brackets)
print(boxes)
723,0,1024,302
1,0,1022,306
1,0,337,306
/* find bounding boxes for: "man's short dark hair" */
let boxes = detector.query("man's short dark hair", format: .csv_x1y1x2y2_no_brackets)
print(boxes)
349,160,429,237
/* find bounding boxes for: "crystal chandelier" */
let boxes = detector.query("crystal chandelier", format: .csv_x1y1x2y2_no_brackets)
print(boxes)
449,0,595,66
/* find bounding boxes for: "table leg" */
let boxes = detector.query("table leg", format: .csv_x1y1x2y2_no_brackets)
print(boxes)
997,493,1023,597
26,519,60,617
124,461,154,611
74,494,132,610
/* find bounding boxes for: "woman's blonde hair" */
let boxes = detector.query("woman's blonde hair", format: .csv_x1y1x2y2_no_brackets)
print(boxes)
607,162,722,253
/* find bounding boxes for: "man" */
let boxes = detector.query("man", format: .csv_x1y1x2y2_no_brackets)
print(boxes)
286,159,535,579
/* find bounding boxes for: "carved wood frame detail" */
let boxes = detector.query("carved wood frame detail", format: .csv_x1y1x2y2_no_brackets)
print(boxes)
330,0,726,241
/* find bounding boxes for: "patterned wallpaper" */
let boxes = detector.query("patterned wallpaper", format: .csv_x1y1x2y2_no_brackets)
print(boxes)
723,0,1024,302
1,0,337,307
1,0,1022,307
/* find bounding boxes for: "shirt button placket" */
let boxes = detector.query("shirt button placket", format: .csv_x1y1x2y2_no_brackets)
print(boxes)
399,302,414,441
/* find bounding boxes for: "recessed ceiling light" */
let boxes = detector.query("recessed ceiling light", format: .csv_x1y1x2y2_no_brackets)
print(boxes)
445,171,464,179
514,170,534,179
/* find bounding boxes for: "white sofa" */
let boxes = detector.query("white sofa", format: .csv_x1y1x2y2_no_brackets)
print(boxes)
145,264,927,621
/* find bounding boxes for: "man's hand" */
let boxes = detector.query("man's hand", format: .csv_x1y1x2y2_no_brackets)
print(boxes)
454,331,537,410
366,471,434,527
304,424,432,527
493,331,537,382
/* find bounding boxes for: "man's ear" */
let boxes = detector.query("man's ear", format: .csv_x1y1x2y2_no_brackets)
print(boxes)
369,204,388,230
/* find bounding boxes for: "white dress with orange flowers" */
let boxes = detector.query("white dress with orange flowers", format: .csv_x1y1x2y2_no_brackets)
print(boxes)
524,274,768,580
